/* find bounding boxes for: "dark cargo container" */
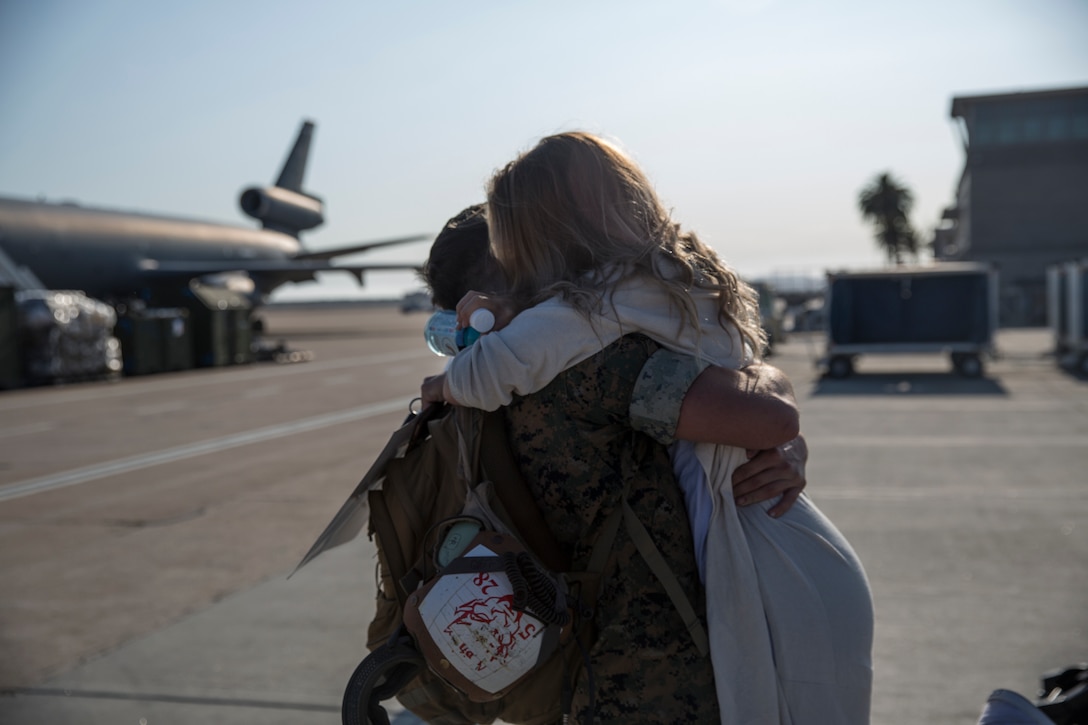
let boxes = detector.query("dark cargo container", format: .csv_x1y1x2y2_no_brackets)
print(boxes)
1048,260,1088,375
1048,264,1070,354
1082,265,1088,352
114,306,193,375
158,308,194,372
177,282,253,368
0,286,21,388
115,310,163,376
228,307,253,365
823,263,998,378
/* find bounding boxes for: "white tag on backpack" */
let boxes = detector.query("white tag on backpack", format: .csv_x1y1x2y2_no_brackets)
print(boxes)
403,533,563,701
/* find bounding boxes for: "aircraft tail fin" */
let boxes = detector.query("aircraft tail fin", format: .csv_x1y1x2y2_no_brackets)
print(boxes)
275,120,315,192
239,120,324,235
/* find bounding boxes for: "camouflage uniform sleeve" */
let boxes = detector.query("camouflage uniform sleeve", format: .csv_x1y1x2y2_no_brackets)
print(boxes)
629,349,709,445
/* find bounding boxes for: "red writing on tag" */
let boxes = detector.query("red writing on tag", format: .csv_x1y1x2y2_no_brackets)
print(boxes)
444,575,534,665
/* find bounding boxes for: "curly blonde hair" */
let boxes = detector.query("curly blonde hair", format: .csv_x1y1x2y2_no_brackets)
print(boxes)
486,131,765,356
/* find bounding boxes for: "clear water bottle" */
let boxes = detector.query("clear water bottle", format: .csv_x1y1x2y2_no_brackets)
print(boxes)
424,308,495,356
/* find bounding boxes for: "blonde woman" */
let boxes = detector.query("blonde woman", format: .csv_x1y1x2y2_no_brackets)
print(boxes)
426,132,874,724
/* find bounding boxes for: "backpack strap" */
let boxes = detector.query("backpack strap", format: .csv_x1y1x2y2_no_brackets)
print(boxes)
585,493,625,591
478,410,571,574
583,480,709,658
453,406,482,484
383,466,425,547
621,498,709,656
453,406,570,575
407,402,448,448
367,490,409,608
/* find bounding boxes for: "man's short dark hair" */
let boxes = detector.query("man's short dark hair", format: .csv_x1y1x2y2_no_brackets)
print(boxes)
422,204,505,310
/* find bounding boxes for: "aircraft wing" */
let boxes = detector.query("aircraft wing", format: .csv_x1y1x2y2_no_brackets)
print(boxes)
293,233,431,261
138,258,423,285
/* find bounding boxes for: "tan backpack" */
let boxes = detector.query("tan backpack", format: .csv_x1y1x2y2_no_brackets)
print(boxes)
354,403,583,725
338,403,708,725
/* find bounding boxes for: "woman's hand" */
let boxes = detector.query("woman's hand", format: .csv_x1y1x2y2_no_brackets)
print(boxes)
456,290,518,331
732,434,808,517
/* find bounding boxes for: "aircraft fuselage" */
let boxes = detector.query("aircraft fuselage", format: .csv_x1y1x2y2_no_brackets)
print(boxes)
0,196,300,299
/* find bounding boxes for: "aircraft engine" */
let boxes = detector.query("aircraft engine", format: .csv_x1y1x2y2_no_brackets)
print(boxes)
239,186,324,234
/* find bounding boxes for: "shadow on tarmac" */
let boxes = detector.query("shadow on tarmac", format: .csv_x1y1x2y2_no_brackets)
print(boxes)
811,372,1008,397
1056,367,1088,384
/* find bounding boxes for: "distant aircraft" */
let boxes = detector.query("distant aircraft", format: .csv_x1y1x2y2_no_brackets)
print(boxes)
0,120,428,303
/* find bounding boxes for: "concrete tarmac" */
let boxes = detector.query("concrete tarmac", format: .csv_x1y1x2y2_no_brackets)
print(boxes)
0,302,1085,725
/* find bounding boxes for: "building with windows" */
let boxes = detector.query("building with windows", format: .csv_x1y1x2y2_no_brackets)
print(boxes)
933,85,1088,326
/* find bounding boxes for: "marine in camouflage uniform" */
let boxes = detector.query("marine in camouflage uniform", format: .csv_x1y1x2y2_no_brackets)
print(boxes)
503,334,718,723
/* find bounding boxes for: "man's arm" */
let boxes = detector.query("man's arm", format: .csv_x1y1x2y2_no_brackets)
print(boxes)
673,362,800,451
631,353,805,514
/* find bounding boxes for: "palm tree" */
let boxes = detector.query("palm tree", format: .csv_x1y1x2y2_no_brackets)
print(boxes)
858,172,918,265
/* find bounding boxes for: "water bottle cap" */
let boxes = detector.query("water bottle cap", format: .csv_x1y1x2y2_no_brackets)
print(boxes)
469,308,495,333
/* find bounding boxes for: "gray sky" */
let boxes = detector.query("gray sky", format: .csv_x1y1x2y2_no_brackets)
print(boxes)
1,0,1086,299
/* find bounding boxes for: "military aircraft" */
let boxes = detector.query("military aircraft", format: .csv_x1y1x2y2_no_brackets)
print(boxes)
0,120,428,303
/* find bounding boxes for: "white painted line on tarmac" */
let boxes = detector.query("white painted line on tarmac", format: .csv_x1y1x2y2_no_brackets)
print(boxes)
0,422,57,438
134,401,189,417
813,435,1088,447
242,385,283,399
815,487,1086,501
0,350,430,412
0,397,412,503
